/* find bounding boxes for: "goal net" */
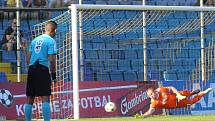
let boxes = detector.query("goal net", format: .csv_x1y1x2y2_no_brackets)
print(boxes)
30,5,215,119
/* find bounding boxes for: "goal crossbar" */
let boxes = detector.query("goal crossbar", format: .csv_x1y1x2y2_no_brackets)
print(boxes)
70,4,215,11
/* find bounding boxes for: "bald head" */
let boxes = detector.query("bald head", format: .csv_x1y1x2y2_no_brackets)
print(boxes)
45,21,57,37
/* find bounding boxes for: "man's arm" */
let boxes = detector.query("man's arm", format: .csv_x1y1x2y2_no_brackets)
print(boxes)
166,86,186,100
26,52,31,65
143,106,155,118
49,54,56,73
49,54,56,81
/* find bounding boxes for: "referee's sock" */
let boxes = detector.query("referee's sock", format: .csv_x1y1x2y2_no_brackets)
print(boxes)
42,102,51,121
24,104,32,121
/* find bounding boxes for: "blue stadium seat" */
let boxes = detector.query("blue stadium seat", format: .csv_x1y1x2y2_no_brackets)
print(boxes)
137,71,143,81
83,0,95,4
2,50,17,63
89,60,105,71
98,50,111,59
117,60,131,71
124,50,137,59
177,70,191,81
119,1,132,5
125,11,140,19
126,32,139,39
84,42,93,49
103,60,118,71
156,1,168,6
92,42,106,49
93,19,107,28
131,60,143,71
110,71,124,81
95,0,107,4
96,72,111,81
123,71,137,81
132,0,142,5
84,50,98,59
110,50,125,59
107,0,119,5
136,50,143,59
163,70,178,81
0,72,8,82
119,41,132,49
113,11,126,19
105,40,119,49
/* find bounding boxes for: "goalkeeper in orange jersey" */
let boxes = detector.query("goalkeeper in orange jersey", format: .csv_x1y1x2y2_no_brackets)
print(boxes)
135,86,213,118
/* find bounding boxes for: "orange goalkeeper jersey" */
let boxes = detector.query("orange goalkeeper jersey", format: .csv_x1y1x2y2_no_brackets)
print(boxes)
150,87,178,109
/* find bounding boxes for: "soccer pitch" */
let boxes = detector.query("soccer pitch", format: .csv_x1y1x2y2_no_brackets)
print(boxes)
7,115,215,121
78,115,215,121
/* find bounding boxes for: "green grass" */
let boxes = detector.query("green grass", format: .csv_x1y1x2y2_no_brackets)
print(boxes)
7,115,215,121
79,115,215,121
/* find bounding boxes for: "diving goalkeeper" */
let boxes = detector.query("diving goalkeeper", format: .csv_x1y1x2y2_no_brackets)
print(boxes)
135,86,213,118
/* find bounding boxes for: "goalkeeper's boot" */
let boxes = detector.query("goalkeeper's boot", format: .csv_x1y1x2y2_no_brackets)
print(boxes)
191,89,200,95
202,88,213,94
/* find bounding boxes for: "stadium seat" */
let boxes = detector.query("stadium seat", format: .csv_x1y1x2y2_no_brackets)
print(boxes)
118,41,132,49
136,50,143,59
92,42,106,49
105,40,119,49
124,50,137,59
163,70,178,81
110,50,125,59
110,71,124,81
2,50,17,63
107,0,119,5
84,50,98,59
103,60,118,71
123,71,137,81
119,1,132,5
96,72,111,81
131,59,143,71
132,0,142,5
84,42,93,49
98,50,111,59
83,0,95,4
136,71,143,81
95,0,107,4
113,11,126,19
117,60,131,71
87,60,105,71
93,19,107,28
0,72,8,82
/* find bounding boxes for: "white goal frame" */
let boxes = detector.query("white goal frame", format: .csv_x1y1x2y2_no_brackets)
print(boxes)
69,4,215,120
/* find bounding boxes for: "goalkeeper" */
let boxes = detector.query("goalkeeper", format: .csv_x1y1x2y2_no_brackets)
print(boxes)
135,86,213,118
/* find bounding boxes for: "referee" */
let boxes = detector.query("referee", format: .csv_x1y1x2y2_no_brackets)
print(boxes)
24,21,57,121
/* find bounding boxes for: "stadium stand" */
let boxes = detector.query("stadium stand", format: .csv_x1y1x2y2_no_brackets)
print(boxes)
0,72,7,82
0,0,212,82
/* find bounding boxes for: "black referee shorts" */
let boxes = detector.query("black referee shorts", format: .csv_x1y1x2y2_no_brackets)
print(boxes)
26,64,51,97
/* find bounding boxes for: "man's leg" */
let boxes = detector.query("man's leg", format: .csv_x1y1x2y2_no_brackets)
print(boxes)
178,88,213,107
41,96,51,121
179,89,200,97
189,88,213,105
24,96,35,121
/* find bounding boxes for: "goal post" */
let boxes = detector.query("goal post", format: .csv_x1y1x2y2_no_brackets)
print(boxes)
69,4,215,119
